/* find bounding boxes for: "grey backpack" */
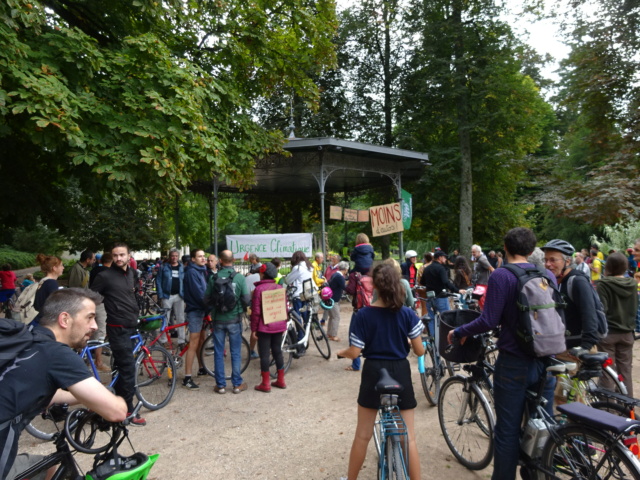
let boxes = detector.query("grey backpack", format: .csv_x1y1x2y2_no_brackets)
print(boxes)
503,264,567,357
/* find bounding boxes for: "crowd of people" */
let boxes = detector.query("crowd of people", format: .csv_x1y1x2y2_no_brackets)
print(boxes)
2,232,640,480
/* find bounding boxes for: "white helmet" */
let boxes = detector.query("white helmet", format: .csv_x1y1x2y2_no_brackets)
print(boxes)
405,250,418,259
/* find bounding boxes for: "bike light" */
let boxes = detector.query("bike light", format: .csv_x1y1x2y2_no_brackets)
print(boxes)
602,358,613,368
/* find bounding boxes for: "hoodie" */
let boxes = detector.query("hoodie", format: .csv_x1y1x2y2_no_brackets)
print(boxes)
596,276,638,334
183,262,208,312
350,243,375,274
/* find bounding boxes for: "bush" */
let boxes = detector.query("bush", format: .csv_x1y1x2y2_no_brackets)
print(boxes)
0,246,38,270
9,220,67,255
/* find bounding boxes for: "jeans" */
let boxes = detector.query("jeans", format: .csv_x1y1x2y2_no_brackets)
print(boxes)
293,298,309,342
213,321,243,388
491,352,556,480
426,296,450,337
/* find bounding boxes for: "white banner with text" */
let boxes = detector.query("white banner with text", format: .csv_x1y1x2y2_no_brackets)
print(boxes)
226,233,313,259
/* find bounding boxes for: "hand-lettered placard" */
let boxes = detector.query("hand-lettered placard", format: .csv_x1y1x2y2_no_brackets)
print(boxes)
261,288,287,324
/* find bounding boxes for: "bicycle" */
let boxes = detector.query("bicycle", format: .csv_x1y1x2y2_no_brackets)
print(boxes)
14,403,158,480
270,281,331,378
138,309,251,380
372,368,409,480
416,290,476,405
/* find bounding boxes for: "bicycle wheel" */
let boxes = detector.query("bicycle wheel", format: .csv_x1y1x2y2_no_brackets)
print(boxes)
438,376,494,470
270,330,294,379
311,319,331,359
420,343,441,406
541,423,640,480
135,345,176,410
25,416,59,441
198,333,251,380
390,436,408,480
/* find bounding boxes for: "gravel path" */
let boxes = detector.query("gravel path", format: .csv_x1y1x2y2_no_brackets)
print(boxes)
17,302,640,479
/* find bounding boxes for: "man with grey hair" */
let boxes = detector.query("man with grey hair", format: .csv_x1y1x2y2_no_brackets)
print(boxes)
1,289,127,480
156,248,186,346
326,261,349,341
471,244,494,285
574,251,590,275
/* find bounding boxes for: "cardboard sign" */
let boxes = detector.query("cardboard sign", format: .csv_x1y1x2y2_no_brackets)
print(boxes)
369,202,404,237
329,205,343,220
344,208,358,222
261,288,287,324
357,209,369,222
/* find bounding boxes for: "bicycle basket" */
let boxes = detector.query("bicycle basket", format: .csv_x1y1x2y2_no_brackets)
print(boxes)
438,309,483,363
86,452,159,480
137,315,161,332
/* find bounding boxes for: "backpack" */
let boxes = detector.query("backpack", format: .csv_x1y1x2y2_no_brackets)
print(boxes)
14,278,50,324
205,271,238,314
0,318,50,374
565,271,608,338
503,264,567,357
348,272,373,310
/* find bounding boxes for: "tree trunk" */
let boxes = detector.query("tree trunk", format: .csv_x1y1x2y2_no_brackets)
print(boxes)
453,0,473,258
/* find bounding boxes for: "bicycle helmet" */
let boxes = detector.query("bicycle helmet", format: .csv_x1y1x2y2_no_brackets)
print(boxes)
319,287,334,310
541,239,575,256
405,250,418,259
87,452,159,480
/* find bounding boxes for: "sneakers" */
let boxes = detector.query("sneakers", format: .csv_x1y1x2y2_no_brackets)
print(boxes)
196,367,208,377
233,383,248,394
250,350,259,359
182,377,199,390
128,413,146,427
214,385,226,394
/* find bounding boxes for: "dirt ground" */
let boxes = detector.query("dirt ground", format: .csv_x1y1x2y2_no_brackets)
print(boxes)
17,302,640,480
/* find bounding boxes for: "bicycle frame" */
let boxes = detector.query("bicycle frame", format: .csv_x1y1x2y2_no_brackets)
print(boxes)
373,394,409,480
81,332,147,385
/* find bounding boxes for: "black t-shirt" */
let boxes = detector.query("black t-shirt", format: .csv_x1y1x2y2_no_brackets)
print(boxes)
32,279,59,324
0,327,91,477
420,262,458,296
170,265,180,296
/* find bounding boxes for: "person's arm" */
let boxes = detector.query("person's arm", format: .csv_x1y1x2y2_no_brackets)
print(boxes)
480,256,494,273
285,266,302,285
67,377,128,422
250,287,262,332
156,265,165,298
401,279,414,307
337,345,361,359
238,276,251,308
410,336,425,357
439,266,460,293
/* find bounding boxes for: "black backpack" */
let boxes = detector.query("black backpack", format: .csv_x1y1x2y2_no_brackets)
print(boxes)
0,318,51,374
565,271,608,338
206,271,238,314
503,264,567,357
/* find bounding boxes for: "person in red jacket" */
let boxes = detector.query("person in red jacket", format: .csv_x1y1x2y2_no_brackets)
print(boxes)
250,262,288,392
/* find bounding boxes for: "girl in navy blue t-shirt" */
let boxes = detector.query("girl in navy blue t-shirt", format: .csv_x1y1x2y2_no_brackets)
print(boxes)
338,263,425,480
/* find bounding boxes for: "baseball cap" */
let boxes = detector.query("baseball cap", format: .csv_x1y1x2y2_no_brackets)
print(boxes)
434,250,448,259
259,263,278,279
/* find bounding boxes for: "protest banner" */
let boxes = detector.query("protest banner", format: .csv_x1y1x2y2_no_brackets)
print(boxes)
226,233,313,259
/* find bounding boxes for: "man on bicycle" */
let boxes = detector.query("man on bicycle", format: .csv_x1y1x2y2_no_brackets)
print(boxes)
447,228,559,480
420,250,466,334
1,289,127,480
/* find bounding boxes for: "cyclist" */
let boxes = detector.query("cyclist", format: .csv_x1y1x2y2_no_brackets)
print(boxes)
400,250,419,288
1,289,127,479
338,263,425,480
447,228,559,480
420,250,466,335
541,239,600,353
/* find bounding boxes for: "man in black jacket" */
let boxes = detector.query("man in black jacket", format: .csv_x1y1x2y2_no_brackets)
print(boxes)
420,251,465,334
91,242,146,426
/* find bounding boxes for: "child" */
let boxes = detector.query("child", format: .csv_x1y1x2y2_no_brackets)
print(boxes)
350,233,374,274
20,274,35,291
326,261,349,342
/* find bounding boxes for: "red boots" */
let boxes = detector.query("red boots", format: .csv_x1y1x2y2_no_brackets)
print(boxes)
255,371,271,393
271,368,287,389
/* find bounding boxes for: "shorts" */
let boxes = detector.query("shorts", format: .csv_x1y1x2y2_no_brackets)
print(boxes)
6,453,47,480
357,358,417,410
186,310,205,333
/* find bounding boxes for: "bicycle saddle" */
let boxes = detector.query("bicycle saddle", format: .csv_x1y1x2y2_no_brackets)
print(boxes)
375,368,404,395
578,352,608,365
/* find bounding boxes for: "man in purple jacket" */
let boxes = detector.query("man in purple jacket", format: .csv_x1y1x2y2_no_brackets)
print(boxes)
447,228,558,480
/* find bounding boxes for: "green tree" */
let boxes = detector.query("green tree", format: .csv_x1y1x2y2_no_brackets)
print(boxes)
397,0,551,253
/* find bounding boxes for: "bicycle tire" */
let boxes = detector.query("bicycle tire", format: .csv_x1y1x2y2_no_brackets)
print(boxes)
25,417,58,441
270,330,294,379
420,343,441,406
438,376,494,470
390,436,408,480
541,423,640,480
198,333,251,381
311,319,331,359
135,345,176,410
